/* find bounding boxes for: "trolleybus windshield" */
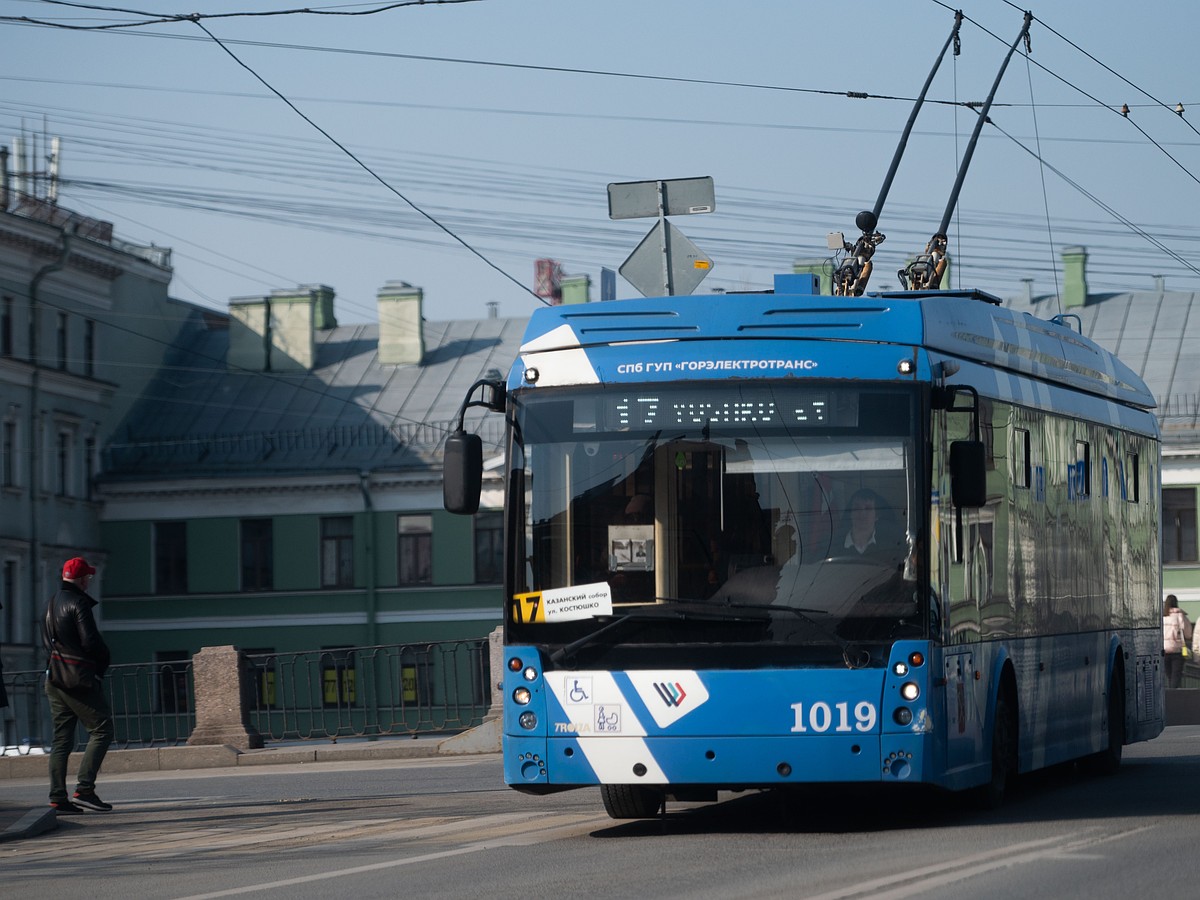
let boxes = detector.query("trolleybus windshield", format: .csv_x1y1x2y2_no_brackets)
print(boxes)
508,381,928,667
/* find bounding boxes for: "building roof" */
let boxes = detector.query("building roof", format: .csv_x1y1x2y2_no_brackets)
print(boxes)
999,288,1200,445
103,308,529,480
104,273,1200,483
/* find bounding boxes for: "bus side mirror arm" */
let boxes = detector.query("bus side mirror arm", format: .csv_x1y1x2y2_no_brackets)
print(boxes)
936,381,984,564
935,382,987,507
936,382,987,561
443,379,507,516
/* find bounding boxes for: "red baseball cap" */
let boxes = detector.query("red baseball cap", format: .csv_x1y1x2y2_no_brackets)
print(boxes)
62,557,96,579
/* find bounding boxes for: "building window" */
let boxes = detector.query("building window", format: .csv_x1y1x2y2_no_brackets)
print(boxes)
55,429,72,497
56,312,67,370
1125,453,1140,503
2,420,16,488
244,648,278,709
320,516,354,588
84,437,95,500
1164,487,1197,564
155,521,188,594
155,651,190,714
319,518,350,588
241,518,274,591
1,296,12,357
474,512,503,584
1,560,16,643
321,648,356,708
397,514,432,585
84,319,95,377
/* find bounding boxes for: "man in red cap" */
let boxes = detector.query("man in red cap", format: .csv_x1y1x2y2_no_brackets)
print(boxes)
42,556,114,814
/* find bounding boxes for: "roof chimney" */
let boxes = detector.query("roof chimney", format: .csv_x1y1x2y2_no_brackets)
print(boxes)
1153,274,1165,293
305,283,337,330
560,274,591,305
228,287,317,372
228,297,269,372
1062,246,1088,309
377,281,424,365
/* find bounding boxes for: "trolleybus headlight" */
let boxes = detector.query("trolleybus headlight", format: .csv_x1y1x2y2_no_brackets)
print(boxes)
513,687,532,705
900,682,921,701
523,666,539,682
508,657,523,672
893,707,913,726
908,651,925,667
897,359,916,375
518,711,537,730
893,662,909,676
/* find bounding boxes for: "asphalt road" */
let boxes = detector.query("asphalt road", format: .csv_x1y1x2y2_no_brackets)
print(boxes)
2,727,1198,899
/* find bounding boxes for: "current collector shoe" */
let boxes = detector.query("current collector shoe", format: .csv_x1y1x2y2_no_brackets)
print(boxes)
73,791,113,811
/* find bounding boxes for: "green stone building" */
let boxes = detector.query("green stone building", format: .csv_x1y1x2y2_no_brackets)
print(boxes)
95,283,526,666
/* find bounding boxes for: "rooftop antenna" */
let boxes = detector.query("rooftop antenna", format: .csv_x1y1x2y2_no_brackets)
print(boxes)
832,9,964,297
48,136,60,205
899,10,1033,291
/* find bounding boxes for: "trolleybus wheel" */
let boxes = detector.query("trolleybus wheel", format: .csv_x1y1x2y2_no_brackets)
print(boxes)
600,784,663,819
1081,669,1125,776
973,687,1016,810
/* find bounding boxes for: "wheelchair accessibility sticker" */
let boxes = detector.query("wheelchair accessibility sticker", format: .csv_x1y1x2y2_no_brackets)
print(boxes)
552,673,637,736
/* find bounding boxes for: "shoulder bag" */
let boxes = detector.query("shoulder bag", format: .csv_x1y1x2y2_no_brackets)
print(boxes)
45,597,95,691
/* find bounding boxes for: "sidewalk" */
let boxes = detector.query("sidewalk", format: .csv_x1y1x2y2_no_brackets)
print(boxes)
0,719,499,844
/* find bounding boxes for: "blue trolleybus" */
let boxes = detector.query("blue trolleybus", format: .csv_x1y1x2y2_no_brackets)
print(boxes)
445,273,1164,818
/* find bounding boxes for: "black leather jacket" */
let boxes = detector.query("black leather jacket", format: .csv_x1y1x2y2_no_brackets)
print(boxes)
43,581,111,677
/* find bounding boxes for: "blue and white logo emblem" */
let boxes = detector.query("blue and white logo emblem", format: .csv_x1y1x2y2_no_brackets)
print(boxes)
626,671,710,728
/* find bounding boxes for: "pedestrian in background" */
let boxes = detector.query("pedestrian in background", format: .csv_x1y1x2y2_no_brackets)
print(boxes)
1162,593,1193,690
43,557,114,814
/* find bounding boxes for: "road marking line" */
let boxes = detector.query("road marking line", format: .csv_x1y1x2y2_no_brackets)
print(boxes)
801,825,1156,900
174,813,608,899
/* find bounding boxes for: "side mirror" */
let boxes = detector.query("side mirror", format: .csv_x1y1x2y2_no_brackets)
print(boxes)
443,430,483,515
949,440,987,508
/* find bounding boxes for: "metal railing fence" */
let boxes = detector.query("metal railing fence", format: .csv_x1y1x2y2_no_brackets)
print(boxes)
2,638,491,752
246,640,491,742
1,659,195,753
1182,660,1200,689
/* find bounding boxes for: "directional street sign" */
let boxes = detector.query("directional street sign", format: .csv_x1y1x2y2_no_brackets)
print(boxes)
607,176,715,220
619,219,713,297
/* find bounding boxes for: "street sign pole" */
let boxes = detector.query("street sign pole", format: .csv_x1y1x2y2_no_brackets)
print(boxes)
609,176,715,298
656,181,672,296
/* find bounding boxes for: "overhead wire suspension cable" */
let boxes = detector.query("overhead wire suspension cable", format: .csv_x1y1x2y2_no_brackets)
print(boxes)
190,16,543,303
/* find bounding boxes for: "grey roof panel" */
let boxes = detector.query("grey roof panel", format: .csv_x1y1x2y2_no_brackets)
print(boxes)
110,283,1200,481
105,309,529,480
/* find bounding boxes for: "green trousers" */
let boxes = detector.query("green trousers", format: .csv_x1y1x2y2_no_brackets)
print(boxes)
46,679,114,802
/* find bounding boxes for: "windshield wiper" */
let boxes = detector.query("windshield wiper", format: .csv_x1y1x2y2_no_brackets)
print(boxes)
548,604,765,666
711,599,872,670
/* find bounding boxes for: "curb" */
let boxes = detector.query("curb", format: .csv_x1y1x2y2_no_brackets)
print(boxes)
0,806,58,844
0,724,501,842
1,725,500,782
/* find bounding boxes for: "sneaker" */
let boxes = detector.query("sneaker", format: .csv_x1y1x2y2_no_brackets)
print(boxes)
51,800,84,815
73,791,113,811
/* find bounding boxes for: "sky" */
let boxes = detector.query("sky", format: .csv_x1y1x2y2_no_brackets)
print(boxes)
2,0,1199,325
